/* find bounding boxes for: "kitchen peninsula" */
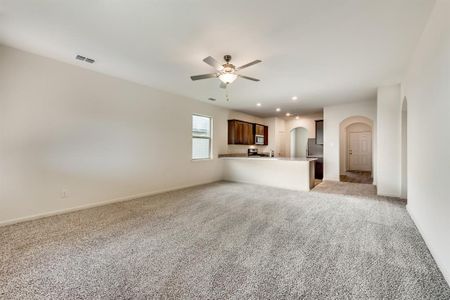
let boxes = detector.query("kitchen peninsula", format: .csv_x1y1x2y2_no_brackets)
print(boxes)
220,156,316,191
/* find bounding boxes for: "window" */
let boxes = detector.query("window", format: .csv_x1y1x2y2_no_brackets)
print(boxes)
192,114,212,160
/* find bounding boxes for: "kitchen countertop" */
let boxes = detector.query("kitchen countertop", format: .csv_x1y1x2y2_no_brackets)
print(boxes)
218,153,248,158
307,155,323,158
219,156,317,162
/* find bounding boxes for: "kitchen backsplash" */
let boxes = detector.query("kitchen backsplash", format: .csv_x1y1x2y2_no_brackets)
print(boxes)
227,145,269,154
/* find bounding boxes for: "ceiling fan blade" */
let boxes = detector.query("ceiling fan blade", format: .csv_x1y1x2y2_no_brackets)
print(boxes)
239,75,260,81
219,82,227,89
203,56,224,71
190,73,218,81
236,60,262,71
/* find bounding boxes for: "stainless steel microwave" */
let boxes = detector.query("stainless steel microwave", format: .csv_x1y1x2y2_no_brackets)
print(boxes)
255,135,264,145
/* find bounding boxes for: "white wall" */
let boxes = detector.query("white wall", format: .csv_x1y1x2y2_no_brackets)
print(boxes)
0,45,231,224
376,84,402,197
285,112,323,157
265,117,288,157
291,127,309,157
286,112,323,139
228,111,266,125
323,100,377,181
403,0,450,284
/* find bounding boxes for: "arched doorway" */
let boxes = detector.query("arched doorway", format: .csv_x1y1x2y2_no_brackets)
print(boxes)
290,127,309,157
401,98,408,200
339,116,374,184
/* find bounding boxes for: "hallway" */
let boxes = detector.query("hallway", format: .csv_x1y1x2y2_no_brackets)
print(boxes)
340,171,373,184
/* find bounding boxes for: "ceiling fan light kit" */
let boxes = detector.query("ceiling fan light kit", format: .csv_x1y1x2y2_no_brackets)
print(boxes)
219,73,237,84
190,55,261,89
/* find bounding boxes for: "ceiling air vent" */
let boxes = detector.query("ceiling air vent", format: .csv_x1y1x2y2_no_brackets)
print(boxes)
75,55,95,64
76,55,86,61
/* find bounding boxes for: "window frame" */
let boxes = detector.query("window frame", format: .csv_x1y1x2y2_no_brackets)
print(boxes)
191,114,213,161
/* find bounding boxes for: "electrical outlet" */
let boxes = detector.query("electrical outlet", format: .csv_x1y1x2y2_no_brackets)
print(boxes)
61,189,69,199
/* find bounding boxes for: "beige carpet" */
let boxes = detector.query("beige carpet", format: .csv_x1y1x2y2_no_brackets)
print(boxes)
0,181,448,299
312,180,378,198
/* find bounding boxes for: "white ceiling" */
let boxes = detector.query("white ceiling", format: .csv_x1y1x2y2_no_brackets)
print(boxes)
0,0,435,117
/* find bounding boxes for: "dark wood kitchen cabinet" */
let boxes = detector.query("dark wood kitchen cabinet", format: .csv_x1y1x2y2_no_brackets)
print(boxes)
314,158,323,179
228,120,254,145
243,122,254,145
255,124,265,136
254,123,268,145
228,120,268,145
263,125,268,145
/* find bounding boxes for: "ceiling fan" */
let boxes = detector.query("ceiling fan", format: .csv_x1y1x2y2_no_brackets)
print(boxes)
190,55,262,88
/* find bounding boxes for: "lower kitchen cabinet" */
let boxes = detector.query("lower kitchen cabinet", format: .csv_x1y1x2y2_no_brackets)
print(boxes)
314,158,323,179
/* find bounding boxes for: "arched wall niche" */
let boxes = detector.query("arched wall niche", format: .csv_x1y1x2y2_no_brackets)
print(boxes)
290,127,309,158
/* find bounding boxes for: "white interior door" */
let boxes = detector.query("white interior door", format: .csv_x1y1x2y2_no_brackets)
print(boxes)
348,131,372,171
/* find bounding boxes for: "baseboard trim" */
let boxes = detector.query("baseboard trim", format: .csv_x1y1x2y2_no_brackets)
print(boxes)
223,178,310,192
0,180,220,227
377,191,401,198
406,204,450,286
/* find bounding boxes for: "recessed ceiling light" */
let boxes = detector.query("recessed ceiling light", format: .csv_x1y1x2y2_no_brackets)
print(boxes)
295,116,300,120
256,103,261,107
276,108,281,112
286,113,291,117
292,96,298,101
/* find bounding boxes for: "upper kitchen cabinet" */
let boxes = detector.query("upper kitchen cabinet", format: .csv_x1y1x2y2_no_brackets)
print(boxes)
255,124,265,136
315,120,324,145
263,125,268,145
228,120,254,145
228,120,268,145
